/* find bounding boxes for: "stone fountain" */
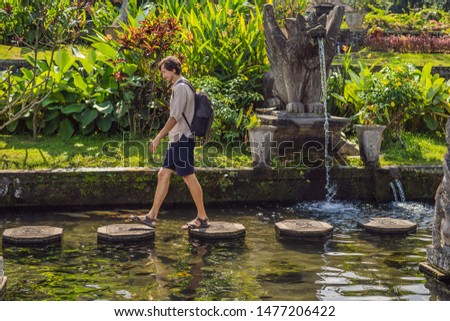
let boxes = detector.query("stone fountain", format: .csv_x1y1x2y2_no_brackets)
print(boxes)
420,119,450,284
259,4,349,162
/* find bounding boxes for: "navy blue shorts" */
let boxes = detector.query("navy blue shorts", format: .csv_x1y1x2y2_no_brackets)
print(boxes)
162,135,195,177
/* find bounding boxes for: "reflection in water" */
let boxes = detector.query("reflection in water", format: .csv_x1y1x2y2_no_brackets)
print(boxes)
0,202,449,300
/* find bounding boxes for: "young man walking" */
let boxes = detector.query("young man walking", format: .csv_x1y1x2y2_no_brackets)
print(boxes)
131,56,210,230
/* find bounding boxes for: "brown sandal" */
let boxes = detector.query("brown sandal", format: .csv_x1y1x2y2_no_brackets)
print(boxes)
181,217,210,230
130,215,157,228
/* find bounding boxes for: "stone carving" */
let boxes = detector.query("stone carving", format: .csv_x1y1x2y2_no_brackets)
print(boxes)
263,4,344,114
433,119,450,248
420,119,450,281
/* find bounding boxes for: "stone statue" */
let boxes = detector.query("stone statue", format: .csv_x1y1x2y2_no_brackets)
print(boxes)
420,118,450,281
433,119,450,248
263,4,344,114
112,0,129,27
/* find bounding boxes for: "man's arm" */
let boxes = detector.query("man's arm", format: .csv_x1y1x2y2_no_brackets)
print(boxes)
150,117,177,153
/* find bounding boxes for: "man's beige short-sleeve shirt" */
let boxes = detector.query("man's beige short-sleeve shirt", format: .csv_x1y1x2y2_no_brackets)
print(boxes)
169,76,195,143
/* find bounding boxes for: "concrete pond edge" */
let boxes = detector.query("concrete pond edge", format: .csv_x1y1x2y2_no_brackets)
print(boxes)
0,165,443,209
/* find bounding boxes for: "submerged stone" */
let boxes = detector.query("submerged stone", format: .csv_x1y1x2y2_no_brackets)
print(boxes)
97,224,155,243
2,226,63,245
275,219,333,241
188,221,246,239
357,217,417,234
420,246,450,283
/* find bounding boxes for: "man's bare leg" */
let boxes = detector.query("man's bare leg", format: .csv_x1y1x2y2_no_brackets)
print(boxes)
183,173,208,221
147,168,174,219
132,168,173,226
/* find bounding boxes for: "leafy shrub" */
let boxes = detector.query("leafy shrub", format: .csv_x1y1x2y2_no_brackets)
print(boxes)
365,29,450,53
0,9,182,138
365,7,450,34
163,0,267,82
332,58,450,138
0,0,94,47
191,75,263,143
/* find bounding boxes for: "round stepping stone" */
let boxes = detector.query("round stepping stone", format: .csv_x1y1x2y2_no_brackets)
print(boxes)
357,217,417,234
188,221,246,239
97,224,155,243
275,219,333,241
2,226,63,245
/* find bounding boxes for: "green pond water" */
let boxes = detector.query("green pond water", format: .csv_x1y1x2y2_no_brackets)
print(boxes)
0,201,449,301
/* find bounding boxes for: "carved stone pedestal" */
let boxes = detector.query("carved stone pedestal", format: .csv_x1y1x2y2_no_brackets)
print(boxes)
259,112,350,161
420,246,450,283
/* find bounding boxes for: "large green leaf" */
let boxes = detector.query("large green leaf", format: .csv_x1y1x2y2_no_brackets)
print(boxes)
123,64,138,76
20,68,34,80
72,72,88,93
92,43,118,59
43,118,60,135
81,121,96,135
78,58,94,75
44,110,60,121
93,101,113,115
423,114,438,131
71,46,85,58
97,115,113,132
115,101,129,118
81,109,99,128
42,97,61,107
62,91,79,103
6,120,18,133
55,50,76,74
62,103,87,114
58,119,75,139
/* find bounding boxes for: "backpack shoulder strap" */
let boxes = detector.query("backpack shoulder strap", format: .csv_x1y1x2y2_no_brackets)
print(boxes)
179,79,196,94
178,79,195,130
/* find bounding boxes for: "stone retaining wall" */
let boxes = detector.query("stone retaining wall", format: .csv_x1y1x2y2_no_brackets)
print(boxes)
0,166,442,209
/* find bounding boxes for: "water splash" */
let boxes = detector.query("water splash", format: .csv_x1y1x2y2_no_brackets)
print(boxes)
390,179,406,203
395,178,406,202
318,37,336,203
318,37,334,202
390,181,399,203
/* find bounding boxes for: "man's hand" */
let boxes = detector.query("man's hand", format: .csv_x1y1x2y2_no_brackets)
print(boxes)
150,136,161,153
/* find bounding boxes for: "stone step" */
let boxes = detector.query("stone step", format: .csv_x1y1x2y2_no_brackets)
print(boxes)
97,224,155,243
188,221,246,240
2,226,63,245
357,217,417,234
275,219,333,241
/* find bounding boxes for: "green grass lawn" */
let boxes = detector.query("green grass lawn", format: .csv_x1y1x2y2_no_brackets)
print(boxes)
0,134,253,170
2,44,450,68
0,132,446,170
333,50,450,67
380,132,447,166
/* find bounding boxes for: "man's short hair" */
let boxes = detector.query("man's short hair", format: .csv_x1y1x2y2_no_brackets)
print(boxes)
158,56,182,75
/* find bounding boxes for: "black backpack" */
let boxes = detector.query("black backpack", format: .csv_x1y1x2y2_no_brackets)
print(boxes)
180,80,214,139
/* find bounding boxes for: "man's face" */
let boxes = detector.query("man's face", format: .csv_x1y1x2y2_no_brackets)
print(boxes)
160,66,177,84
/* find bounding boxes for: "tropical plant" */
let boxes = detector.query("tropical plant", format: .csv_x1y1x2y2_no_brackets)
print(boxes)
163,0,267,82
191,75,263,143
342,0,374,11
1,8,182,139
364,7,450,34
272,0,310,23
0,0,93,48
414,63,450,132
332,58,450,140
114,10,182,135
